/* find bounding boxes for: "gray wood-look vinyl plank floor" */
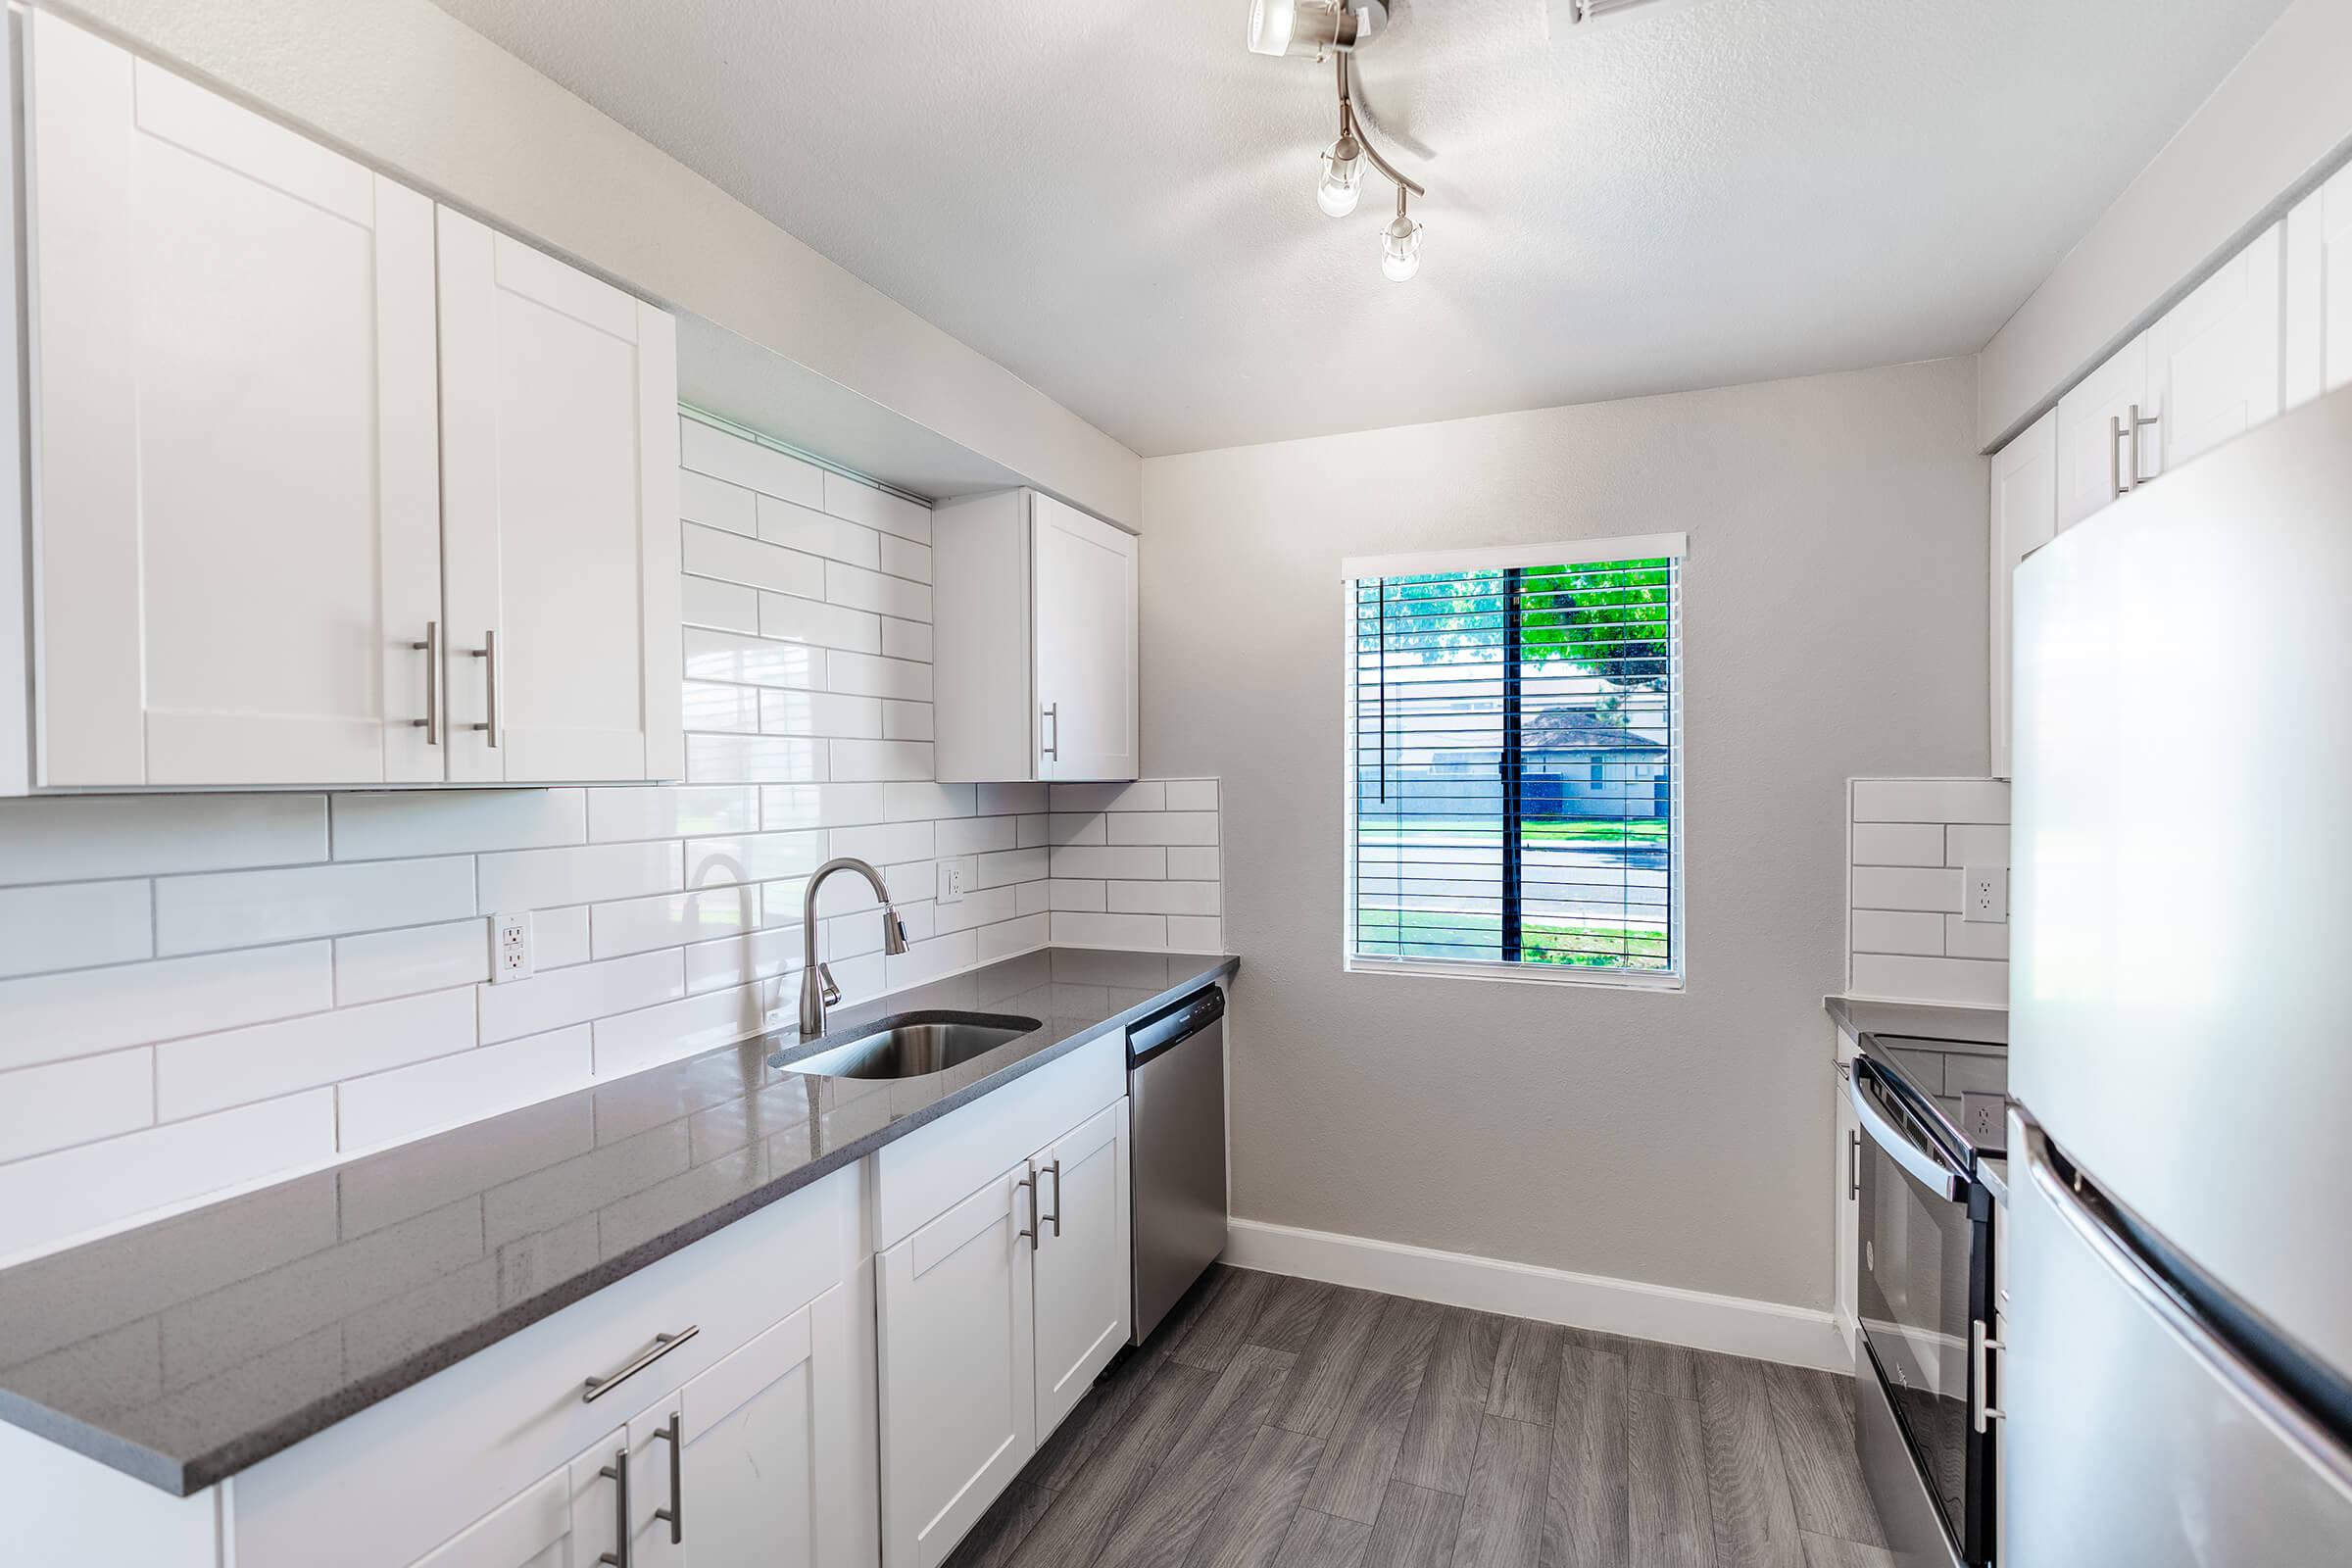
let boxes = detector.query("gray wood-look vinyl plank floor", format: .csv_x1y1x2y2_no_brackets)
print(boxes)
944,1267,1891,1568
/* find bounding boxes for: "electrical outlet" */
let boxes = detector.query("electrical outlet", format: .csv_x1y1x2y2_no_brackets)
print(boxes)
937,857,974,906
490,911,533,984
1960,1091,2008,1152
1963,865,2007,924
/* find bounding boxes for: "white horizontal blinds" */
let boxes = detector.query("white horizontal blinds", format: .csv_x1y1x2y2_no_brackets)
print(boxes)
1349,552,1681,975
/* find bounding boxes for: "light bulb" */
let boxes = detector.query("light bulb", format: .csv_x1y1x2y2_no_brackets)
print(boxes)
1317,136,1363,217
1381,212,1423,281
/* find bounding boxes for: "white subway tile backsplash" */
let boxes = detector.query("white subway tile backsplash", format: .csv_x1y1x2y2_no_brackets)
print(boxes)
977,914,1050,962
1849,823,1944,867
0,943,333,1071
1167,847,1221,881
1850,954,2008,1007
758,590,883,655
0,795,326,886
1945,824,2011,867
0,1092,336,1259
339,1027,593,1152
878,535,932,584
683,524,825,599
1017,815,1049,849
758,493,880,570
0,881,152,979
1051,880,1107,912
881,701,934,742
335,920,489,1005
682,627,823,690
592,987,765,1079
933,885,1018,936
1052,912,1168,949
479,950,685,1045
1850,866,1964,913
884,782,976,821
825,561,932,622
977,782,1047,816
681,681,760,733
827,651,932,702
680,418,824,508
831,740,935,782
822,472,931,543
1851,779,2012,825
478,842,683,915
684,831,826,889
974,848,1049,889
332,790,586,860
1107,811,1220,847
762,784,889,831
880,616,932,663
759,688,883,739
158,989,477,1121
1049,782,1165,813
686,734,827,784
1107,880,1222,916
680,576,760,634
683,926,800,996
1943,915,2011,961
1166,917,1224,954
0,1051,154,1163
156,858,476,956
678,469,757,536
936,815,1016,858
591,887,760,960
830,821,935,866
1850,909,1945,957
587,786,760,844
535,907,593,970
1016,882,1050,918
1049,812,1107,846
1050,846,1168,880
1163,779,1218,811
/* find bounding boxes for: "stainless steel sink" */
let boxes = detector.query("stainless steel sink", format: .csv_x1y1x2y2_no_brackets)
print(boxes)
777,1012,1041,1079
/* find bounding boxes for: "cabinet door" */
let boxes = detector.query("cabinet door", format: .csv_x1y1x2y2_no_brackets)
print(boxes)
25,12,442,787
437,208,683,785
1833,1062,1861,1363
564,1426,635,1568
1031,1100,1132,1438
1987,411,2057,780
2053,332,2149,533
409,1465,573,1568
672,1282,876,1568
2284,166,2352,410
2143,222,2282,476
1031,495,1139,783
877,1164,1037,1568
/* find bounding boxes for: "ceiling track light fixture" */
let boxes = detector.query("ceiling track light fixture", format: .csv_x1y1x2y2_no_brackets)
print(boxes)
1251,3,1431,282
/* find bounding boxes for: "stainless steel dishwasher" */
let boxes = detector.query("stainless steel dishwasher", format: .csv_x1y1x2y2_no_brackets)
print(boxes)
1127,985,1228,1345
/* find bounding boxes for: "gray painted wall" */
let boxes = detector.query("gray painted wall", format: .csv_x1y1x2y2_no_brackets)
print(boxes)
1139,358,1987,1311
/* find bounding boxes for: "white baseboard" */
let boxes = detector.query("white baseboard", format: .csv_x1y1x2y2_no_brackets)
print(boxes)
1225,1218,1853,1374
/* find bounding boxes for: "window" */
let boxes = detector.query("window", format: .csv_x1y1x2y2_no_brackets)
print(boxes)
1343,535,1685,986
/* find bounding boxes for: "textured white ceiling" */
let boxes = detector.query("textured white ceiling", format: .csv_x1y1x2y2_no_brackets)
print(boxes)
430,0,2292,458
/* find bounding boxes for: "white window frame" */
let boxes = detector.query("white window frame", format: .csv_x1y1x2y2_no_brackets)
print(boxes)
1340,533,1689,992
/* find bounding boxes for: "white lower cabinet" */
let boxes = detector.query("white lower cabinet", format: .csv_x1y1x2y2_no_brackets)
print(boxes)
411,1456,584,1568
877,1096,1133,1568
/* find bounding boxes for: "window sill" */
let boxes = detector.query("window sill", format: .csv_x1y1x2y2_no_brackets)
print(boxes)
1344,956,1686,993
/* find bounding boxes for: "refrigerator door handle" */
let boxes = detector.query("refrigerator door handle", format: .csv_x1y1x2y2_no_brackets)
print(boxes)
1850,1064,1964,1201
2023,1123,2352,1494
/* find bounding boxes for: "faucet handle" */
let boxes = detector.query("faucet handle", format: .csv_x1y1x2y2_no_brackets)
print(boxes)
817,962,842,1007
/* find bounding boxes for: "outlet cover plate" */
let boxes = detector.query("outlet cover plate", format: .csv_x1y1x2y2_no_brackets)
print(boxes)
938,857,974,905
1963,865,2008,924
491,911,533,984
1960,1090,2008,1152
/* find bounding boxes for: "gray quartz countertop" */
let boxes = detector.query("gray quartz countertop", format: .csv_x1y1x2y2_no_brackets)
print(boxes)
0,947,1237,1495
1825,993,2007,1047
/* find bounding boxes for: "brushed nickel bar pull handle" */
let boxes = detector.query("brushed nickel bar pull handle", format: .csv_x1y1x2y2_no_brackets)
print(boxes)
409,621,440,746
1042,703,1059,762
582,1325,700,1402
1044,1158,1063,1238
653,1412,683,1544
2110,415,2126,498
1016,1162,1039,1250
597,1446,630,1567
471,629,500,748
1847,1128,1860,1201
1971,1317,2005,1434
2128,403,2158,491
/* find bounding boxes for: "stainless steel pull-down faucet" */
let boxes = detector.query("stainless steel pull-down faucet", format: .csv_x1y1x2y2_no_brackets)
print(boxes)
799,858,909,1037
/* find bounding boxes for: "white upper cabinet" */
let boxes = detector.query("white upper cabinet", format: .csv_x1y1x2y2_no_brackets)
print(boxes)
24,10,443,789
2142,222,2282,476
2285,165,2352,411
2054,331,2152,534
8,14,679,792
436,210,683,786
1988,410,2057,780
932,489,1139,784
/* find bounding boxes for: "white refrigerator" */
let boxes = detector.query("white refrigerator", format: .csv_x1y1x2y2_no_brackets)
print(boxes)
2008,383,2352,1562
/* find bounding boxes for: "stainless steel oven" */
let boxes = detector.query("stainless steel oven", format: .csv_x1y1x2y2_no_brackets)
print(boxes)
1851,1047,1997,1567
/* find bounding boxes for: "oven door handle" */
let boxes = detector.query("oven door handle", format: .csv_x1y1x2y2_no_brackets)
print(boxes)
1850,1064,1964,1201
